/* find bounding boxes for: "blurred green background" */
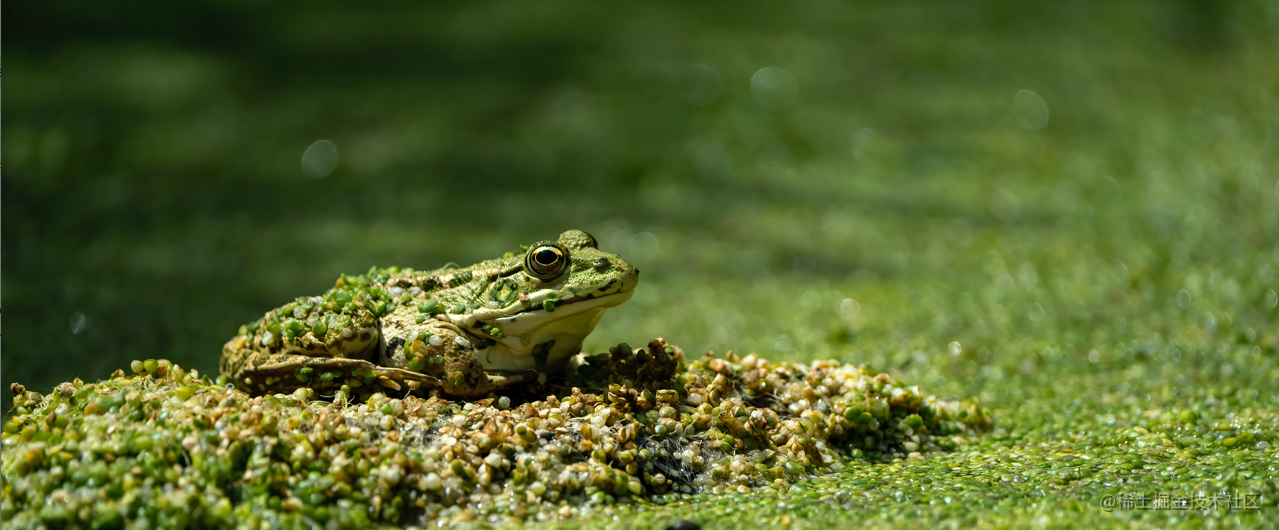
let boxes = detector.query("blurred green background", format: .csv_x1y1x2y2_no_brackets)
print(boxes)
5,0,1277,420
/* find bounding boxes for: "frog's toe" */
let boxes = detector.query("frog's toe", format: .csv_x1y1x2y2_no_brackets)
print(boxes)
366,366,443,391
488,370,537,389
448,370,536,397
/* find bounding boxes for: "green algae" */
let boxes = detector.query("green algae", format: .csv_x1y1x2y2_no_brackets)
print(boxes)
13,336,1271,530
2,340,991,529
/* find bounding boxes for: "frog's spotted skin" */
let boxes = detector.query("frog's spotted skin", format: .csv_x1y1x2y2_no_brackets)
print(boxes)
220,230,638,398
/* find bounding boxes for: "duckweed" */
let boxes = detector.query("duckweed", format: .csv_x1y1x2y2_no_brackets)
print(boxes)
3,338,996,528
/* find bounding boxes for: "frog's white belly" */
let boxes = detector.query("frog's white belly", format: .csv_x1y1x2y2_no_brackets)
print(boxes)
474,290,633,372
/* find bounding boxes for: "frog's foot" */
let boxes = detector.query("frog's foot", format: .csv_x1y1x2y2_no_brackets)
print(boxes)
226,350,441,396
446,369,537,397
379,320,537,397
483,370,539,391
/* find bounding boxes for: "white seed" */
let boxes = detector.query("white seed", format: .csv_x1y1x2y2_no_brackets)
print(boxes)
380,464,403,485
484,453,503,468
423,472,442,490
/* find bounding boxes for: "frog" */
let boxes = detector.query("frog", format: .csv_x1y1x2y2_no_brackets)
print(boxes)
219,229,639,398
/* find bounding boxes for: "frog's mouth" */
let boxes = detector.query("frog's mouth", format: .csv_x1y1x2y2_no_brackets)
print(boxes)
492,289,633,336
465,290,634,372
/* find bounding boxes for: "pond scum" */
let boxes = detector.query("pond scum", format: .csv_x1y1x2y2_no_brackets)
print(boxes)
2,338,991,528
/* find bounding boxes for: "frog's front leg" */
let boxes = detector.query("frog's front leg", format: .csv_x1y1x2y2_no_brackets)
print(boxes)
380,320,535,397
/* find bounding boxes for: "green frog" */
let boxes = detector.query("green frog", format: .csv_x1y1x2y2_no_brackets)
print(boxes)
220,230,638,398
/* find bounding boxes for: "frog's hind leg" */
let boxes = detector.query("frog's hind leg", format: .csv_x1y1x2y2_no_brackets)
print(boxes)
226,349,441,396
222,328,440,397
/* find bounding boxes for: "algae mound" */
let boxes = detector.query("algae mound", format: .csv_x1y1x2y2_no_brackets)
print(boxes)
2,339,990,528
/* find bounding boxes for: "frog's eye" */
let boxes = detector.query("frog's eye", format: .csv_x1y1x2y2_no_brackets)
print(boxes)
524,242,570,280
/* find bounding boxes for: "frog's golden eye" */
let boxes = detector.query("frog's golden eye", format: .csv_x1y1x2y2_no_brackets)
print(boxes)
524,242,570,280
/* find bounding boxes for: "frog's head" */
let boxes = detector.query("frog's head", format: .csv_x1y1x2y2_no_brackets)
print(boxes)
449,229,639,372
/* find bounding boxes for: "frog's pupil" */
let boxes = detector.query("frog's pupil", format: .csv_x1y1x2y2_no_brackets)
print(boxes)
536,249,559,266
